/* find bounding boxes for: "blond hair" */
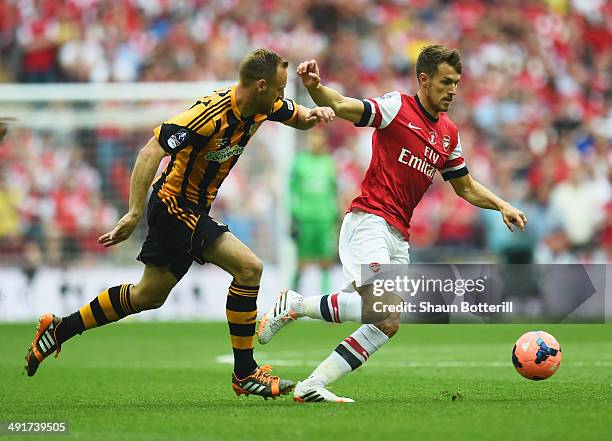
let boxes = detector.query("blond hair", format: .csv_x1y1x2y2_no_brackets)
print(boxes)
239,48,288,85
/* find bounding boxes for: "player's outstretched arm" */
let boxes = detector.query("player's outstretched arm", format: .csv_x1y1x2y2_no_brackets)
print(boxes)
98,137,167,247
283,104,335,130
449,173,527,232
297,60,365,123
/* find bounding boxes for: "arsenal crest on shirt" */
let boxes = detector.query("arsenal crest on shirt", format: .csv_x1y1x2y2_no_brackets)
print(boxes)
369,262,381,273
442,135,451,151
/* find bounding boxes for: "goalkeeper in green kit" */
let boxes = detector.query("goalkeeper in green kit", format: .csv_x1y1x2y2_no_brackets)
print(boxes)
289,129,339,293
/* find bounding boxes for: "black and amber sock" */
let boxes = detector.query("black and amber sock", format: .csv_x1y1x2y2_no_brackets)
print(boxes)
226,282,259,378
56,284,137,345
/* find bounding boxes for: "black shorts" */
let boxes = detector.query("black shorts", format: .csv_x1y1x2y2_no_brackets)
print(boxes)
137,191,229,280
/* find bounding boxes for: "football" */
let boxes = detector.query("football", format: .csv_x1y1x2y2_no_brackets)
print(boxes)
512,331,562,380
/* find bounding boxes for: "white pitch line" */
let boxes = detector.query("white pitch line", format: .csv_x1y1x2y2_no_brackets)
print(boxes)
214,354,612,368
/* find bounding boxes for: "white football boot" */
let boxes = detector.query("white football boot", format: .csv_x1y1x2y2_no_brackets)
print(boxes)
293,378,355,403
257,290,303,344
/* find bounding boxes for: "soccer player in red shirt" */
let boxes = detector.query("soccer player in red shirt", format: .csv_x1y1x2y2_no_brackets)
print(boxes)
258,45,527,403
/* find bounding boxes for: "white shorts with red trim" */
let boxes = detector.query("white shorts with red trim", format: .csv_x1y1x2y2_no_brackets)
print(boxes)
338,210,410,290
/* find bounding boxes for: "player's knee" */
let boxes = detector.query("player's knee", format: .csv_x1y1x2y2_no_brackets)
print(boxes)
359,285,403,326
233,256,263,285
130,283,170,311
375,316,400,338
378,322,399,338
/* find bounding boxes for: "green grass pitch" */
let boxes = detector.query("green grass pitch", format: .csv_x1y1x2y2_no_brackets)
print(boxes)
1,321,611,440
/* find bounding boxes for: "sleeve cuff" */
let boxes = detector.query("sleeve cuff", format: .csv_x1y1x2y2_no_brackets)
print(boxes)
442,165,469,181
354,99,373,127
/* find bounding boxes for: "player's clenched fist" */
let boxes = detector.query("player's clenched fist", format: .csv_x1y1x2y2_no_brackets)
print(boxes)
305,106,335,123
297,60,321,89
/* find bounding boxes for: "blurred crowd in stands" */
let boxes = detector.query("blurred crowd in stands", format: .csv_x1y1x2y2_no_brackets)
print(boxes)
0,0,610,265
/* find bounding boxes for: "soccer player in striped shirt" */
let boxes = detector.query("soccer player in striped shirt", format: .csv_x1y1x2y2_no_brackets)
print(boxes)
24,48,335,399
258,45,527,403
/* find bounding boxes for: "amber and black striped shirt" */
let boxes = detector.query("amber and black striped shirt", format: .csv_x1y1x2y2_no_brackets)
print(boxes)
153,85,297,211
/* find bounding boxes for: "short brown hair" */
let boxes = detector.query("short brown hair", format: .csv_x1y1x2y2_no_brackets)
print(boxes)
416,44,462,82
239,48,288,85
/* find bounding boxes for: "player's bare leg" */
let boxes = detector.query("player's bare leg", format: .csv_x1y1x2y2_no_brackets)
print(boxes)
25,265,178,376
201,232,294,399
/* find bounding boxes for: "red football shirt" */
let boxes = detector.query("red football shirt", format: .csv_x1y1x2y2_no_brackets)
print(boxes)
349,91,468,240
